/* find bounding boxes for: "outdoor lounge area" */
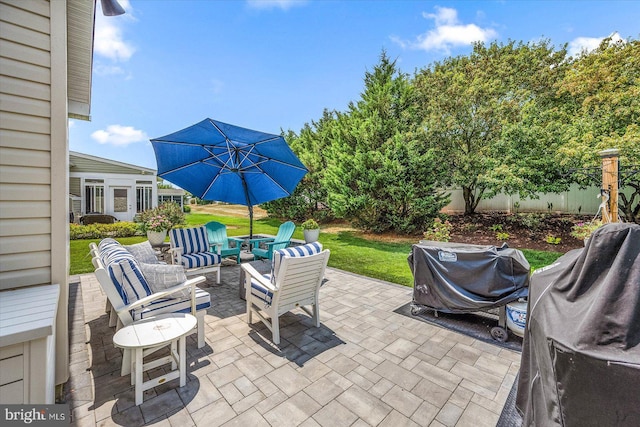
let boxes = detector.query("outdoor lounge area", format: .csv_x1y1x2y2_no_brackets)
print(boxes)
65,255,519,427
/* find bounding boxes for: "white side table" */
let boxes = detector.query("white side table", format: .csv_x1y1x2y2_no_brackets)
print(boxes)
112,313,197,406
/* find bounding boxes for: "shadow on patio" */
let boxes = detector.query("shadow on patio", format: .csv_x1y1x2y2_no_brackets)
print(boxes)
65,262,519,427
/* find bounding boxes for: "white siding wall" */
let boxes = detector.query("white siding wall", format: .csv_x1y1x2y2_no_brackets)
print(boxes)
442,184,635,215
0,0,69,386
0,0,53,289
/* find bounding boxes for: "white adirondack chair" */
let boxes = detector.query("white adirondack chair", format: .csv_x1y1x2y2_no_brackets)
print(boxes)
242,243,330,345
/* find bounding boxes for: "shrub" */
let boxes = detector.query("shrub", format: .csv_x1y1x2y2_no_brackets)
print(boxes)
496,232,510,241
517,213,543,231
138,202,185,231
423,218,452,242
489,224,503,232
183,205,191,213
545,235,562,245
570,220,603,240
70,222,140,240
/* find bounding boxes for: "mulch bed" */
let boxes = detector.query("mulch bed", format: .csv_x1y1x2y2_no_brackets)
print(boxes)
445,212,588,252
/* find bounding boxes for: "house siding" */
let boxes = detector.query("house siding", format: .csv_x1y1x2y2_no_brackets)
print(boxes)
0,0,70,387
0,0,53,290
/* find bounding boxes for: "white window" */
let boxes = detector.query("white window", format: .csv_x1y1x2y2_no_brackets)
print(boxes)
85,180,105,213
136,183,153,213
159,195,183,208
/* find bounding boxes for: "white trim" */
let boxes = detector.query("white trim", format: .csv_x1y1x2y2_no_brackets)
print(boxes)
50,0,69,386
70,150,156,174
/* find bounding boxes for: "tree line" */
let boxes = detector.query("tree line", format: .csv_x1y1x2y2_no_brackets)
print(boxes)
263,36,640,233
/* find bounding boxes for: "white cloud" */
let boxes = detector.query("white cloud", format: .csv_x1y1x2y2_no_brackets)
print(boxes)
94,0,135,62
568,32,623,57
392,6,497,53
246,0,307,10
93,63,126,76
91,125,149,146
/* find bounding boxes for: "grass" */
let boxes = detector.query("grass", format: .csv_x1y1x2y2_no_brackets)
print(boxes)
70,212,564,286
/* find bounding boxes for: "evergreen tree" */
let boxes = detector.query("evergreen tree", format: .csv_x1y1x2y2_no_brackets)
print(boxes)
323,52,448,233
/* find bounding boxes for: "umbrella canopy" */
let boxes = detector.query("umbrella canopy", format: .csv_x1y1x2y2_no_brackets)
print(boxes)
151,118,307,237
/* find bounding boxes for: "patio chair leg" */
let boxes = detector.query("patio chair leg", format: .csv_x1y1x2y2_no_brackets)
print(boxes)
196,311,205,348
108,306,118,328
272,319,280,345
121,348,132,377
246,300,253,324
313,303,320,327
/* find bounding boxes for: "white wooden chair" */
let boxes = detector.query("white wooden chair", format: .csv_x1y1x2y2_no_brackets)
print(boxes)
91,239,211,375
242,242,330,345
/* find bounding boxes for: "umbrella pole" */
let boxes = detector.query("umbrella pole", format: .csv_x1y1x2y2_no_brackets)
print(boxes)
249,205,254,240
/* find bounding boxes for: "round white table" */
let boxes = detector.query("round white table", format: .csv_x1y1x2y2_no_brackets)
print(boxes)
112,313,197,406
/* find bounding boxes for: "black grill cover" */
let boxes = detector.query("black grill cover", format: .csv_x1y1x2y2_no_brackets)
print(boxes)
408,241,530,313
516,223,640,426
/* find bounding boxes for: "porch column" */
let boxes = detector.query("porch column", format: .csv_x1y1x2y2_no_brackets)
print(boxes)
599,148,619,223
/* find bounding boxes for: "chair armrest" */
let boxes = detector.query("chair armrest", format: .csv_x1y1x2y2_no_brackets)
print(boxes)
241,264,276,292
264,240,290,249
167,247,182,264
209,242,223,254
117,276,206,314
249,237,275,244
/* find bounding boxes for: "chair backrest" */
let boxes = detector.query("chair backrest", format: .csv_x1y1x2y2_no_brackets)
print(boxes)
205,221,229,250
169,226,210,254
272,221,296,251
92,255,138,327
271,247,330,315
94,239,154,304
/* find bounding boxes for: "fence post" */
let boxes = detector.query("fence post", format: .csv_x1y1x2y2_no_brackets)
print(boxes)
599,148,619,223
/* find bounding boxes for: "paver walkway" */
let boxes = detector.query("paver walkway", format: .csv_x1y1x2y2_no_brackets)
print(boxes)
66,260,519,427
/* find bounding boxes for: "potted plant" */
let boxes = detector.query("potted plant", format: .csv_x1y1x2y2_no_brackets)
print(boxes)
301,219,320,243
144,214,172,245
570,220,603,245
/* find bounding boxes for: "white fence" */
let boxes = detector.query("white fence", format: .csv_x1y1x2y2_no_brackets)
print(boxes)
442,184,635,215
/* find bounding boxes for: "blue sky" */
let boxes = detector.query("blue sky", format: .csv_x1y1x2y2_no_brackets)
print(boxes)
69,0,640,170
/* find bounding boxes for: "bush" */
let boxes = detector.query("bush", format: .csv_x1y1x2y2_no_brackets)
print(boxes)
183,205,191,213
70,222,140,240
517,213,544,231
545,235,562,245
423,218,452,242
138,202,185,230
570,220,602,240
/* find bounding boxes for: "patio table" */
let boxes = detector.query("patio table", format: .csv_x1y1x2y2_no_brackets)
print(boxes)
112,313,196,405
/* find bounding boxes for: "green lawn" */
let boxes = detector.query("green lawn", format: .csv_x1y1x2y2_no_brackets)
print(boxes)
71,213,564,286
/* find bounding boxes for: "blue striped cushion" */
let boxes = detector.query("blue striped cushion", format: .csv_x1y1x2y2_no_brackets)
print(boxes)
133,288,211,320
180,252,222,269
250,275,274,305
98,239,153,305
271,242,323,282
170,227,210,255
104,255,152,305
98,238,120,250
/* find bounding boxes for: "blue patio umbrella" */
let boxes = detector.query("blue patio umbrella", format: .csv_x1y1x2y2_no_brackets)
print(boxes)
151,118,307,238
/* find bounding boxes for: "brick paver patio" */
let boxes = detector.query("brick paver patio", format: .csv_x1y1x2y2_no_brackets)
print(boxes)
66,259,519,427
